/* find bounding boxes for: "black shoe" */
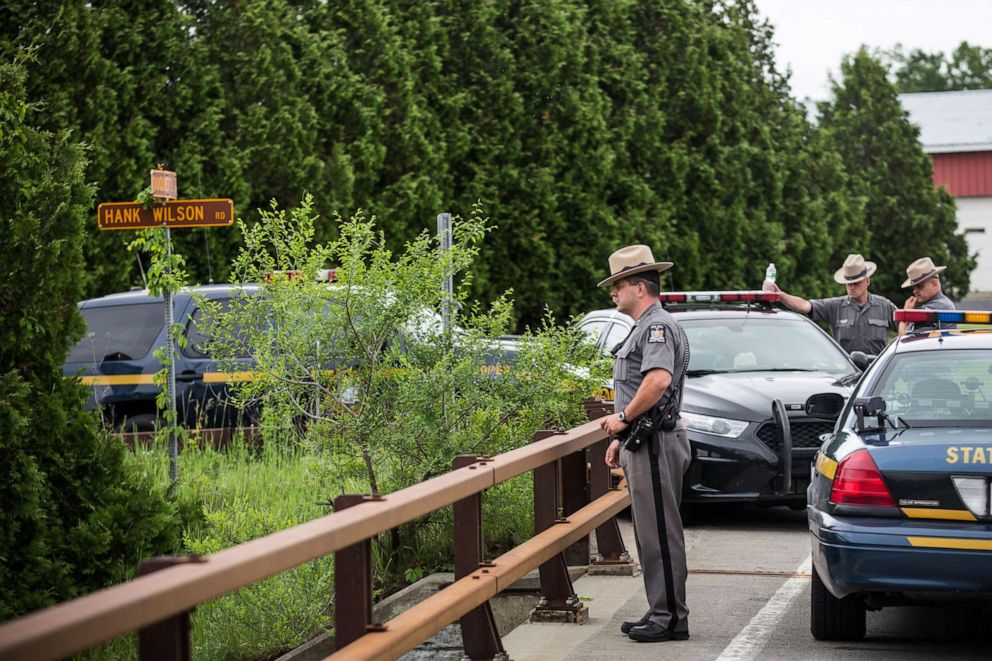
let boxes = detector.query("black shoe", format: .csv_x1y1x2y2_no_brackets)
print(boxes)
628,621,690,643
620,616,649,634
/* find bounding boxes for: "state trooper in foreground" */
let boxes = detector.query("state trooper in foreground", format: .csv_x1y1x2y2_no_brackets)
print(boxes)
599,244,691,643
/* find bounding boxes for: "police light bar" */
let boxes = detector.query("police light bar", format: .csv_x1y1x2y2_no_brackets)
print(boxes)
894,309,992,324
658,291,780,304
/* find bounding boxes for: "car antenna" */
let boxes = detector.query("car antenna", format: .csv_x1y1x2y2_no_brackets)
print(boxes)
202,229,215,284
135,252,148,289
197,172,215,284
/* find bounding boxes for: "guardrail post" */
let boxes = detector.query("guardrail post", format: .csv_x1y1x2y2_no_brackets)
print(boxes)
137,556,203,661
588,437,630,565
333,494,377,649
583,400,631,572
561,444,590,565
530,431,586,623
453,455,504,660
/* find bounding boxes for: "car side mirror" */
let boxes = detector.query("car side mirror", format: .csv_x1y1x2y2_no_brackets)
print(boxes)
848,350,872,371
805,392,845,420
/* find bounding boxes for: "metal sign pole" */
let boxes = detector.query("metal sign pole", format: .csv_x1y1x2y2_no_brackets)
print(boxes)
164,226,179,483
437,213,453,337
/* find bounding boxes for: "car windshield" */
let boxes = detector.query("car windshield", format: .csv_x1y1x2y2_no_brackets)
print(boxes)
680,316,853,375
868,349,992,426
66,302,163,364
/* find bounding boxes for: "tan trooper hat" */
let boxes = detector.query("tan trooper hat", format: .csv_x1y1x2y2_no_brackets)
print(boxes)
901,257,946,288
833,253,877,285
598,244,673,287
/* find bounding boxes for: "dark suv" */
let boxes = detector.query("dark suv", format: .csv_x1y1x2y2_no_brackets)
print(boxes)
63,285,259,431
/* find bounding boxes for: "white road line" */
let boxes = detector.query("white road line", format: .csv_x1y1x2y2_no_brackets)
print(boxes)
714,555,812,661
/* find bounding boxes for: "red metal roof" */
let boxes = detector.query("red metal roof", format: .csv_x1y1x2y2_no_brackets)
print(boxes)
932,151,992,197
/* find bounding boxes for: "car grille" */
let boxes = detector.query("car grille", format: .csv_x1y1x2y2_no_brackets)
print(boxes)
756,419,835,451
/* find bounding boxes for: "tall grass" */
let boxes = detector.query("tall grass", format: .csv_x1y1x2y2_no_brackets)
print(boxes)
80,435,351,660
77,433,534,660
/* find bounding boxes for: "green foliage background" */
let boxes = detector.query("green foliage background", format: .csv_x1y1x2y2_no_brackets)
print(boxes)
0,0,974,325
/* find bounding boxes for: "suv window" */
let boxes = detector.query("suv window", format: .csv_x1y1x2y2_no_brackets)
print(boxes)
67,303,164,363
579,319,608,345
183,299,253,358
603,322,630,353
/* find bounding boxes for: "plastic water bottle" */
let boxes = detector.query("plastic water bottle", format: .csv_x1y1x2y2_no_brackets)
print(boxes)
764,263,776,284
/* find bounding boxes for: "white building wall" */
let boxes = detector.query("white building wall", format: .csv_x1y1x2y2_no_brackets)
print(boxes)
959,196,992,292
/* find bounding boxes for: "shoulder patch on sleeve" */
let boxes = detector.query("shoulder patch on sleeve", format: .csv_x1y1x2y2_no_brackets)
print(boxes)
648,324,666,343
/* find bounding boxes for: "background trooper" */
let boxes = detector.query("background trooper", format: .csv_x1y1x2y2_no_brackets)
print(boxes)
899,256,957,334
599,244,691,643
763,253,897,355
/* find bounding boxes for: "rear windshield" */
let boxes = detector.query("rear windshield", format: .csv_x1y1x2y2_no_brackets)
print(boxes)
66,303,163,364
868,349,992,426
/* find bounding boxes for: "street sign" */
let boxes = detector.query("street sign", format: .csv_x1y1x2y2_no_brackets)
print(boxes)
150,169,178,199
97,199,234,230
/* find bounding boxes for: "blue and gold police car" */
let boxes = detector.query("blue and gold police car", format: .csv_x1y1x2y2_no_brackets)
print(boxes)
807,309,992,641
64,284,261,431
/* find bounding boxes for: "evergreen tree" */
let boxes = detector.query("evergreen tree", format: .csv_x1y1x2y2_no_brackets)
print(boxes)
0,0,877,326
0,56,177,621
817,49,975,301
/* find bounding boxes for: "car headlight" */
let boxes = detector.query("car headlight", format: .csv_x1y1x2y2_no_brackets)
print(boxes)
681,412,750,438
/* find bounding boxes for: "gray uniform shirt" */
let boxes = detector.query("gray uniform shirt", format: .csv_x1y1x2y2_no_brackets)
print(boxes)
612,301,687,416
908,291,956,333
808,293,898,355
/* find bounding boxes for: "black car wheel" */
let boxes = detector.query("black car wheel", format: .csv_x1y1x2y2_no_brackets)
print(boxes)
810,564,866,641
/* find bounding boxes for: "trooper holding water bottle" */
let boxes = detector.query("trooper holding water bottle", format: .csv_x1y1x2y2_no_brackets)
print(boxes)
762,254,898,356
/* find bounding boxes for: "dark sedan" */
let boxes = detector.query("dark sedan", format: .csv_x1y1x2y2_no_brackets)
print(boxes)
579,292,859,511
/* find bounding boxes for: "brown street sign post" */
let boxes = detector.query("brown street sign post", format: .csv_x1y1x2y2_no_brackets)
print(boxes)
96,189,233,486
97,199,234,230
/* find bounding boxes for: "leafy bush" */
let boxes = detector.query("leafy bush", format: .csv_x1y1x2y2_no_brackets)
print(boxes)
201,196,609,592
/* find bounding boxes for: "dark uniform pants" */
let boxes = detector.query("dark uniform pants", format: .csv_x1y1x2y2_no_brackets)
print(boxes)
620,424,691,631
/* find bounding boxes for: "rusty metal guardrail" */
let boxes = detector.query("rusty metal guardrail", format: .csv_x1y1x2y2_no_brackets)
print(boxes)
0,412,628,661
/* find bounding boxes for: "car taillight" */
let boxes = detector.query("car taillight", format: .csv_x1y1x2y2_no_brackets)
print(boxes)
829,449,895,507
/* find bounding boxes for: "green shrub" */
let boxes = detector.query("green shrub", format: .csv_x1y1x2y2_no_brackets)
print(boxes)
0,56,178,622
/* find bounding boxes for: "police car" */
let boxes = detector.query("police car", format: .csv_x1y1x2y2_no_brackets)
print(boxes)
63,284,261,431
579,291,860,512
806,309,992,641
65,280,519,431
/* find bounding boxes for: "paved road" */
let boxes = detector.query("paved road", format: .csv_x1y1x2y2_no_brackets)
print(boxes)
503,505,992,660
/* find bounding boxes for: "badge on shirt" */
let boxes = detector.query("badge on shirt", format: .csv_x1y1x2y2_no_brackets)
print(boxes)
648,325,666,343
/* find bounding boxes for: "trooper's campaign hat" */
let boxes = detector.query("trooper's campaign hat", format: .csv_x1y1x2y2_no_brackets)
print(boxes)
598,244,673,288
833,253,877,285
901,257,946,288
